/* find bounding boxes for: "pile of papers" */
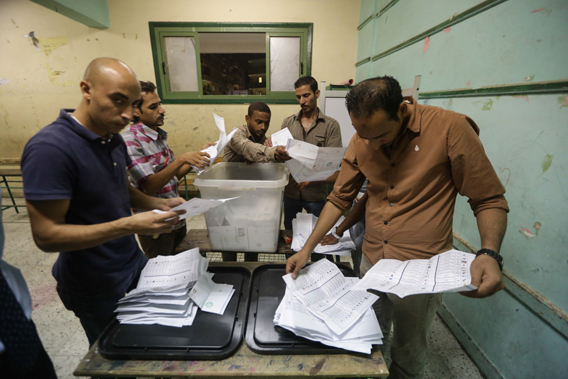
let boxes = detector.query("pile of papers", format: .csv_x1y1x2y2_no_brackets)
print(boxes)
291,213,356,256
285,139,346,183
274,259,383,354
192,113,238,174
115,248,235,327
352,249,478,298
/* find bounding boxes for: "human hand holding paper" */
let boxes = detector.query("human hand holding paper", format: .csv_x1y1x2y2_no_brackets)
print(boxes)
153,197,239,220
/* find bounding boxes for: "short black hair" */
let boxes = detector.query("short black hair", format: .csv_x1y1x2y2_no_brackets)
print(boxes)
294,76,318,94
132,80,157,122
345,76,403,120
248,101,271,117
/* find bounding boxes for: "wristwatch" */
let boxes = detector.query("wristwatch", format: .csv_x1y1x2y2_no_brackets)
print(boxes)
330,226,342,239
476,248,504,271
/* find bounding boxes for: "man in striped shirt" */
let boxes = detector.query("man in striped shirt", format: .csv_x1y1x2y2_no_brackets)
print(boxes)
124,81,212,258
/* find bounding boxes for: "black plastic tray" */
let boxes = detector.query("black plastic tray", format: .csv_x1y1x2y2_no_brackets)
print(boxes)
245,263,357,355
98,266,250,360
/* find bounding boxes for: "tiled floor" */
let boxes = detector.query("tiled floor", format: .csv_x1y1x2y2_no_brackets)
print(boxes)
1,199,483,379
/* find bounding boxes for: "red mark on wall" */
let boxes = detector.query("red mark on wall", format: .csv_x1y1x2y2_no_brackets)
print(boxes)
423,36,430,53
514,95,529,101
519,228,535,238
466,81,470,87
443,27,451,33
531,8,544,13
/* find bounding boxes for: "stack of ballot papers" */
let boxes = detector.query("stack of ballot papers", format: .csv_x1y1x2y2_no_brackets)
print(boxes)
192,113,238,175
274,259,383,354
291,213,356,256
352,249,478,298
285,139,346,183
115,248,235,327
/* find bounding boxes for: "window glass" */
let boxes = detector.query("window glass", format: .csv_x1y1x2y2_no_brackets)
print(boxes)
164,37,198,92
199,33,266,95
270,36,301,92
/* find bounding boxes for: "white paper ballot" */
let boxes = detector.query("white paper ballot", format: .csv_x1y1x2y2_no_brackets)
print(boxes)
189,273,235,315
275,261,383,353
283,259,378,335
291,213,355,256
353,249,478,298
192,113,238,174
135,248,207,290
153,197,239,220
271,127,294,147
115,249,235,326
285,139,346,183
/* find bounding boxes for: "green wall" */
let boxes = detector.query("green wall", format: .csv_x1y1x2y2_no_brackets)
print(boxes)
356,0,568,377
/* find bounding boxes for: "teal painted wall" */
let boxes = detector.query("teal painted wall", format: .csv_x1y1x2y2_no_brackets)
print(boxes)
356,0,568,378
30,0,110,28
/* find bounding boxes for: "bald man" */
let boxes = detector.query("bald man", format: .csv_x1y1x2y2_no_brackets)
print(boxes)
21,58,186,347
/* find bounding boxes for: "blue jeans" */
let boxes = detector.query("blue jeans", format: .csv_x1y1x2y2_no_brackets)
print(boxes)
57,261,145,347
284,196,333,262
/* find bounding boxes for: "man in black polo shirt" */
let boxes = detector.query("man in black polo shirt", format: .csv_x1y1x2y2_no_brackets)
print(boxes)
21,58,185,347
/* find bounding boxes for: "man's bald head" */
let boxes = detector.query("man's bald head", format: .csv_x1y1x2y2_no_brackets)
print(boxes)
83,57,138,88
75,58,141,137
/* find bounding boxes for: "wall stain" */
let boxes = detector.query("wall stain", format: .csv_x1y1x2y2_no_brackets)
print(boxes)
519,228,535,238
498,167,511,187
558,96,568,108
541,154,553,173
309,359,326,375
525,75,535,81
481,99,493,111
0,105,8,125
11,19,18,28
534,222,542,236
513,95,529,101
123,33,126,38
40,36,69,57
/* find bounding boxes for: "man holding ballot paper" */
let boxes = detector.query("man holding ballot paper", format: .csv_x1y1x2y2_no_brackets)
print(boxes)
286,76,509,379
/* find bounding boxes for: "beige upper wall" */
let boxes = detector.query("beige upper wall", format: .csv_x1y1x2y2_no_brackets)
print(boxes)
0,0,360,159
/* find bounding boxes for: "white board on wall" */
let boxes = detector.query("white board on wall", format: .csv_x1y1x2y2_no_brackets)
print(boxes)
320,83,355,147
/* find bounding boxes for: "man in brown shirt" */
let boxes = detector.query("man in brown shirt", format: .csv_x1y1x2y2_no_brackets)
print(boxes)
277,76,343,262
223,102,289,164
287,76,508,379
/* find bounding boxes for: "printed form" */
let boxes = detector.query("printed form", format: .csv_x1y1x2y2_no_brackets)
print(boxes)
270,127,294,147
135,248,208,291
192,113,238,174
153,197,239,220
285,139,346,183
291,213,355,256
283,259,378,335
353,249,478,298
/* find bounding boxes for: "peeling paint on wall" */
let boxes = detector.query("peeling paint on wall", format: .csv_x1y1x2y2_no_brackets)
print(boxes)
541,154,553,173
520,228,535,238
40,36,69,57
514,95,529,101
481,99,493,111
423,36,430,53
534,222,542,236
558,96,568,108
